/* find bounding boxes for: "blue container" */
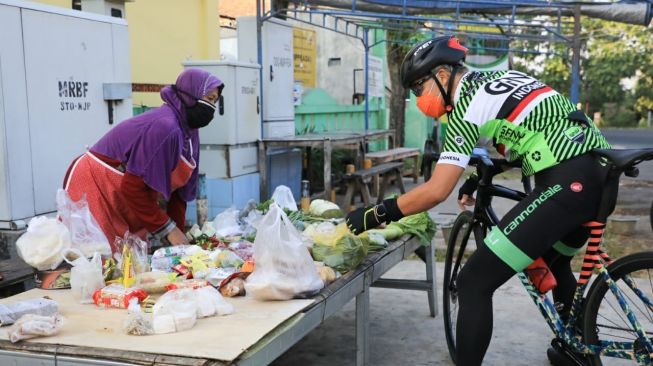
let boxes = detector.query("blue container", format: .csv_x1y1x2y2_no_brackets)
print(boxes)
267,148,302,201
185,172,260,225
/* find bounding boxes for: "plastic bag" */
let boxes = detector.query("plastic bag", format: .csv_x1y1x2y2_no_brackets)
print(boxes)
152,289,198,334
64,248,105,304
195,286,234,317
0,298,59,326
114,232,150,274
136,272,177,294
123,298,153,336
8,314,64,343
150,245,204,272
245,204,324,300
270,185,298,211
92,284,148,309
56,189,111,257
213,208,243,238
209,249,244,268
16,216,72,271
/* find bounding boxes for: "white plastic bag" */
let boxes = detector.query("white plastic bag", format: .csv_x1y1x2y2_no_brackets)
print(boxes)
0,298,59,326
195,286,234,316
152,289,198,334
245,204,324,300
16,216,72,271
213,208,243,237
8,314,64,343
63,249,105,304
56,189,111,257
271,185,298,211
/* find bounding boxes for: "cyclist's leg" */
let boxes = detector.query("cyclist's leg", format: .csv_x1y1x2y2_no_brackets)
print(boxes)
546,227,590,320
455,154,608,365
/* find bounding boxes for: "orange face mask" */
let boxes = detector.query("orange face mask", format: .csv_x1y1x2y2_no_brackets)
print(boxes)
416,81,446,118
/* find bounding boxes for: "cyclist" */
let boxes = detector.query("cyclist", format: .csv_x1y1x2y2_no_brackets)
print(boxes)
346,35,613,365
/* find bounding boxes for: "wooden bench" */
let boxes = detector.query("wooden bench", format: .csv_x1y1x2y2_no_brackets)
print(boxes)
366,147,420,183
342,162,406,212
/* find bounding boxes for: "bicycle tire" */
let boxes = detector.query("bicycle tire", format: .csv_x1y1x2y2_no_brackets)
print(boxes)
443,210,479,363
424,161,433,182
583,251,653,366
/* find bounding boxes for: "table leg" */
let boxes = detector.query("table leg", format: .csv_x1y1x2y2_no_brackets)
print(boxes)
356,272,371,366
425,241,438,317
413,155,419,183
324,140,332,199
257,140,268,201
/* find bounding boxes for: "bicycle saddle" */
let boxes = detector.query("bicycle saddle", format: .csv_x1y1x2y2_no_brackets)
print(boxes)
591,148,653,170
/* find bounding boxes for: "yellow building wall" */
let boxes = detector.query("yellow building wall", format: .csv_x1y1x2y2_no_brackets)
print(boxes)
126,0,220,107
30,0,221,108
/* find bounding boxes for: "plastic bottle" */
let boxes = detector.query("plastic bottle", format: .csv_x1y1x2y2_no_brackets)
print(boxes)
300,180,311,212
525,257,557,293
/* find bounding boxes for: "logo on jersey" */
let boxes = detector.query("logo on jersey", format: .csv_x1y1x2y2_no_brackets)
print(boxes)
570,182,583,192
499,126,525,144
563,126,586,143
484,72,545,99
454,136,465,146
531,151,541,161
440,155,461,162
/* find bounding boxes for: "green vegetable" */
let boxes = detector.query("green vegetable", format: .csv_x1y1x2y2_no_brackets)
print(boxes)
388,212,437,246
309,199,344,219
311,234,368,273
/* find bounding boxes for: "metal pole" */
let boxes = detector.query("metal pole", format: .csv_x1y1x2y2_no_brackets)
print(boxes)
364,28,369,132
570,5,581,105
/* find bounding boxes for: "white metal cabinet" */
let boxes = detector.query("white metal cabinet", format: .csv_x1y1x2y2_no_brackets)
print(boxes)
184,61,261,145
238,17,295,123
0,1,132,224
0,4,33,222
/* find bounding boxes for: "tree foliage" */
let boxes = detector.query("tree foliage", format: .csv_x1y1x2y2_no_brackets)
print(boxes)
514,18,652,126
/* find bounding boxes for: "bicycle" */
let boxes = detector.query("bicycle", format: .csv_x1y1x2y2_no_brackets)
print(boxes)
442,147,653,365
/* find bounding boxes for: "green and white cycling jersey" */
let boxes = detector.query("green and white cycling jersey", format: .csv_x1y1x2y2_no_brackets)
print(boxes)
439,70,611,176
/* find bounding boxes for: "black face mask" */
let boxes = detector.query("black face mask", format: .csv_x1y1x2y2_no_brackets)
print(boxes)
172,85,217,129
185,99,216,129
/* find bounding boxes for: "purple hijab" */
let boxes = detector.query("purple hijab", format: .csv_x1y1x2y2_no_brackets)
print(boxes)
91,68,223,201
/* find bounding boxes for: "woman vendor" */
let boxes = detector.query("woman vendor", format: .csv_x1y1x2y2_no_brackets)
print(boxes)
63,68,224,253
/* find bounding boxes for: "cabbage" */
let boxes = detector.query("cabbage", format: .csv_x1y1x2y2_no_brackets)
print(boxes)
309,199,344,219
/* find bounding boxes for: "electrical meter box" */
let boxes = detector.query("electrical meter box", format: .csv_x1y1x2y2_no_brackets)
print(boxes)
0,1,132,226
183,61,261,145
237,16,295,124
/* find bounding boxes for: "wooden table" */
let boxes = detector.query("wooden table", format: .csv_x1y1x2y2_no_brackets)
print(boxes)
366,147,421,183
0,235,437,366
258,129,395,200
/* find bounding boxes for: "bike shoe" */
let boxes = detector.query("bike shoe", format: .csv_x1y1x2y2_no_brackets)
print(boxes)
547,338,589,366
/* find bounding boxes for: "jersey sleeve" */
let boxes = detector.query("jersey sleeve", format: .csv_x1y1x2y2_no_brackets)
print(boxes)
438,115,479,168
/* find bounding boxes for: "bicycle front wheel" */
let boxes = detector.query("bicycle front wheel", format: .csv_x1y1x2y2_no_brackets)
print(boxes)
443,210,482,363
583,251,653,365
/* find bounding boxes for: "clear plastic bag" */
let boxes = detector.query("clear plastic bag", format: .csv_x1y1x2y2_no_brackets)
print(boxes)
0,298,59,326
114,232,150,274
213,208,243,238
271,185,298,211
152,289,198,334
56,189,111,257
8,314,64,343
16,216,72,271
245,204,324,300
63,248,105,304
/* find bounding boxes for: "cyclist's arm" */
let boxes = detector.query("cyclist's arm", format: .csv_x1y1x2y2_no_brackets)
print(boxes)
397,163,464,215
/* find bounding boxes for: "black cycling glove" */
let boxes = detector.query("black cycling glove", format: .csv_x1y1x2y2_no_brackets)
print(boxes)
346,198,404,235
458,173,480,200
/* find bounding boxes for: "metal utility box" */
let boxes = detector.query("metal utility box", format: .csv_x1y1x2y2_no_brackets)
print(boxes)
183,61,262,145
237,16,295,123
199,143,258,179
0,1,132,226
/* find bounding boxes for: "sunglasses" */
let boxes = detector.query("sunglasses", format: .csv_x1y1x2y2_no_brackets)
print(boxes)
409,74,433,97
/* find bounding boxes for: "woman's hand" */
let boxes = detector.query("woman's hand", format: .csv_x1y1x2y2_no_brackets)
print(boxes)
166,227,189,246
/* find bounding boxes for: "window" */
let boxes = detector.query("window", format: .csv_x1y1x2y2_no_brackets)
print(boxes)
111,8,123,18
72,0,81,10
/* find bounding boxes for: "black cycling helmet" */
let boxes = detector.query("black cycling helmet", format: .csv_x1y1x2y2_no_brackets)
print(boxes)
400,35,468,114
400,35,468,88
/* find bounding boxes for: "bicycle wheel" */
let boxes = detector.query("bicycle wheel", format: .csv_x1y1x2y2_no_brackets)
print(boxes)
443,210,481,363
649,201,652,232
583,251,653,365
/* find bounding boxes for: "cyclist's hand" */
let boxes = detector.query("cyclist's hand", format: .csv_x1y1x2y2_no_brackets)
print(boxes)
458,194,476,210
346,198,404,235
